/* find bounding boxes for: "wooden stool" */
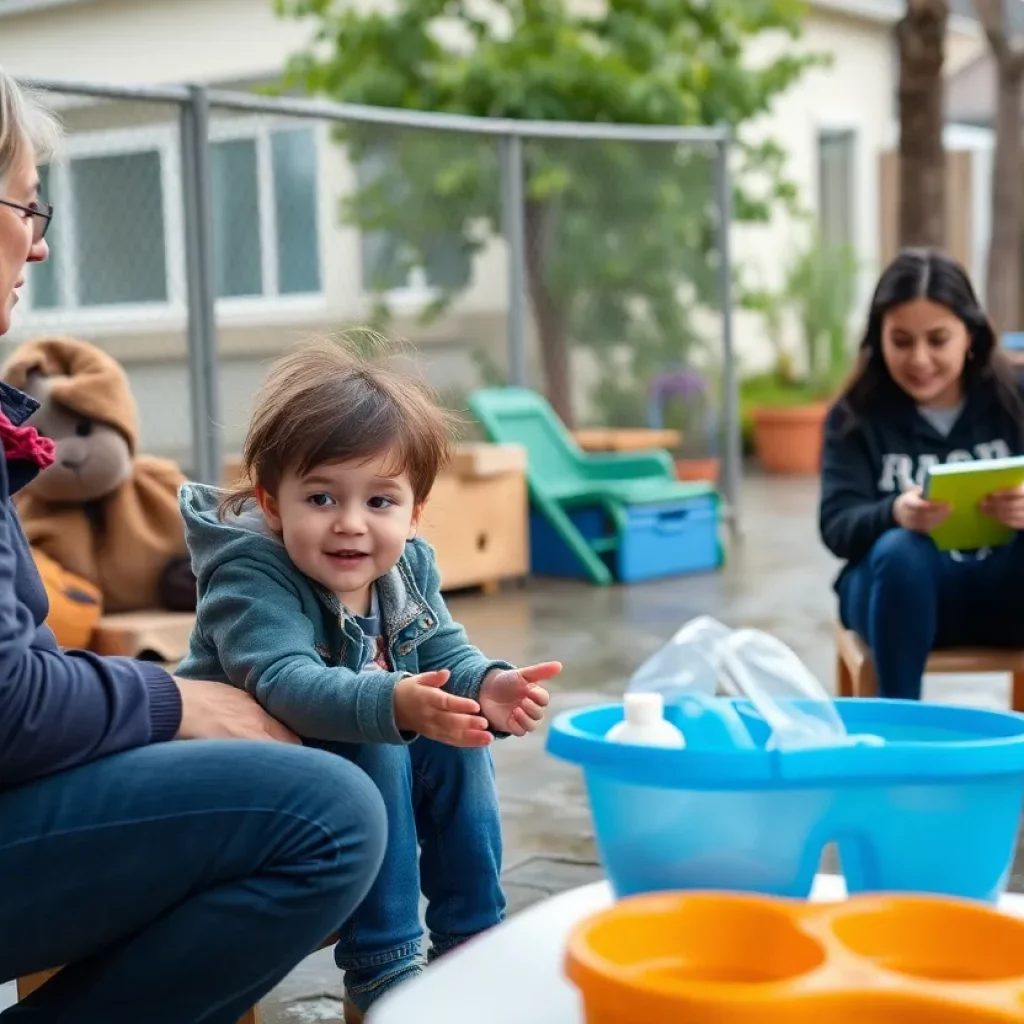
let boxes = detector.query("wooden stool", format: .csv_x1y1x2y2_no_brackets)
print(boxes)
16,933,338,1024
835,624,1024,710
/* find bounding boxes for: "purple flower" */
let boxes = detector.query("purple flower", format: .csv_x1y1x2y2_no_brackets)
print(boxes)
648,370,708,401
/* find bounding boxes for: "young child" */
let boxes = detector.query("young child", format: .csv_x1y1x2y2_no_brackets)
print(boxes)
176,337,561,1021
820,248,1024,700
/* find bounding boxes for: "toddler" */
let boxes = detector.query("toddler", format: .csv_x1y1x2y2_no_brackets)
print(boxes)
176,338,561,1020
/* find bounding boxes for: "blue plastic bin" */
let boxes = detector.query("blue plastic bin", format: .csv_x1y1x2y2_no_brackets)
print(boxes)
530,494,722,582
546,698,1024,903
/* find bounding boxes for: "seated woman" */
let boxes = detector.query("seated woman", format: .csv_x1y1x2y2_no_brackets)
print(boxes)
0,68,386,1022
820,248,1024,700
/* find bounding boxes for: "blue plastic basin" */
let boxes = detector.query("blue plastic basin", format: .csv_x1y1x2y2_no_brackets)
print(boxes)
546,698,1024,902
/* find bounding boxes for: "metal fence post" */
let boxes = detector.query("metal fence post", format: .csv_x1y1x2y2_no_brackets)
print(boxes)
500,133,528,387
179,85,221,484
715,133,741,537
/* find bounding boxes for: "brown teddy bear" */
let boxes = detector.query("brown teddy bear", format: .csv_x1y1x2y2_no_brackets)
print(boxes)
1,335,197,615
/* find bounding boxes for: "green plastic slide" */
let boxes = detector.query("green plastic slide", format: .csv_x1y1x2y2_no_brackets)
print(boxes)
468,387,716,585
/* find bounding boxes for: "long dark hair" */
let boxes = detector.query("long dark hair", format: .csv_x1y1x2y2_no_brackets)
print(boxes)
837,248,1024,429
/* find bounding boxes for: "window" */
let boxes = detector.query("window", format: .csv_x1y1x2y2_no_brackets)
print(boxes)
357,146,472,298
31,130,176,315
271,128,321,295
818,128,856,252
25,120,322,323
210,125,322,300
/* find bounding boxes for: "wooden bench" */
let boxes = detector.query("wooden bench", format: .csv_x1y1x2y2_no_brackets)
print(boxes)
835,624,1024,710
16,933,338,1023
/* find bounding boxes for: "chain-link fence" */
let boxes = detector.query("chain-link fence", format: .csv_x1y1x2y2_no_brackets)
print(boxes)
12,80,737,525
519,136,726,465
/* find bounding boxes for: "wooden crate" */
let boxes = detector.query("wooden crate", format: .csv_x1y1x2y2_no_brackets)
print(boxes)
89,610,195,662
420,444,528,592
222,454,243,488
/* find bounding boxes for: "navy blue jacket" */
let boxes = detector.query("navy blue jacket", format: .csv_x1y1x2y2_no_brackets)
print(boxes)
0,382,181,790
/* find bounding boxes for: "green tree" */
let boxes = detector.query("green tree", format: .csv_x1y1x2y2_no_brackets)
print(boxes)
275,0,821,425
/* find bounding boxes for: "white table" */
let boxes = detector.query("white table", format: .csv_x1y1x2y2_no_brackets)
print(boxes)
371,874,1024,1024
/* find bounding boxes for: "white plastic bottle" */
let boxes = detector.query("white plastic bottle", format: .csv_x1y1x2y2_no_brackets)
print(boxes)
605,692,686,748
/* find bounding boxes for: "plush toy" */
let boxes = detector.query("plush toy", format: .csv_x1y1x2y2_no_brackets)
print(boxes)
1,336,198,614
31,546,103,649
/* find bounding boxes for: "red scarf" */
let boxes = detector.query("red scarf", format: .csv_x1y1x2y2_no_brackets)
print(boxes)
0,411,55,470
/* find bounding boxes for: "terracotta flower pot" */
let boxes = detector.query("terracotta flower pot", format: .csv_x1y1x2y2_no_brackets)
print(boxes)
752,402,828,475
674,457,720,484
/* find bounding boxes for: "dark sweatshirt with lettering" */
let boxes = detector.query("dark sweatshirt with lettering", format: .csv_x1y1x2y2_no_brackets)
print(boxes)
818,381,1024,585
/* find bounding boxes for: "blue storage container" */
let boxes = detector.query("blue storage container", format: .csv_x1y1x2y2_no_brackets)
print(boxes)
530,494,722,582
547,698,1024,903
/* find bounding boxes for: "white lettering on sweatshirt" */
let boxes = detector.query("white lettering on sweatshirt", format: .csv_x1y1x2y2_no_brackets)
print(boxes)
877,439,1012,492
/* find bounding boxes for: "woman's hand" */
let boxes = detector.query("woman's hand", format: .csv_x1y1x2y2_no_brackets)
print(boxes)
174,678,300,744
893,486,952,534
980,485,1024,530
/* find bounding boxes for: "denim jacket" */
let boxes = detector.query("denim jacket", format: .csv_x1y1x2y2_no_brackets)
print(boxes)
176,483,512,745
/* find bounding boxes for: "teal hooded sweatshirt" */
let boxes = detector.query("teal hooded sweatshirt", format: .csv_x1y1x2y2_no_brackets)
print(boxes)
175,483,511,745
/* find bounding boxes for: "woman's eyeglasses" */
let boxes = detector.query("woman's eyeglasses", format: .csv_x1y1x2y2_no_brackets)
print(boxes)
0,199,53,243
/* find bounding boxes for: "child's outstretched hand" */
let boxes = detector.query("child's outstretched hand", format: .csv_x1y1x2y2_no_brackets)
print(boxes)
479,662,560,736
394,670,493,748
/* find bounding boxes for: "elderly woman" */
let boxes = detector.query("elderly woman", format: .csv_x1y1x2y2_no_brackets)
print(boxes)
0,70,386,1022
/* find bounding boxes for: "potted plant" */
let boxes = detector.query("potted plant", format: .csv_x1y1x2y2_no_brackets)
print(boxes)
646,369,720,482
748,233,859,475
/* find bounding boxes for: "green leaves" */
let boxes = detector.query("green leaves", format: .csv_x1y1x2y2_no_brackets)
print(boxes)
783,230,861,392
276,0,819,423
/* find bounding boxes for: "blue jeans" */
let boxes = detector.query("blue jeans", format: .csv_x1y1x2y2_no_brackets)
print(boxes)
331,738,505,1011
838,529,1024,699
0,741,387,1024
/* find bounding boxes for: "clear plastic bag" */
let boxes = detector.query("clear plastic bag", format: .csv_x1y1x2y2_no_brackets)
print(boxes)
626,616,876,751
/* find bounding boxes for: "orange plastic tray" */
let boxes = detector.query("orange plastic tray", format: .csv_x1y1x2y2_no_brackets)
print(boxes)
566,891,1024,1022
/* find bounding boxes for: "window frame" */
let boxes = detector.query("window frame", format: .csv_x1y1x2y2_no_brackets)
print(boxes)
21,117,327,333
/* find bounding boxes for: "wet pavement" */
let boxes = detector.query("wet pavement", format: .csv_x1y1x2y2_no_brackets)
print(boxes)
4,472,1022,1021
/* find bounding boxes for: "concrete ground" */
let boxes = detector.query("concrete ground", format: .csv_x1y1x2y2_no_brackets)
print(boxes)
4,473,1021,1020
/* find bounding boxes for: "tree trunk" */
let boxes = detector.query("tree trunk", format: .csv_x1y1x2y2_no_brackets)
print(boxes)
896,0,948,249
975,0,1024,329
985,69,1024,331
524,199,573,426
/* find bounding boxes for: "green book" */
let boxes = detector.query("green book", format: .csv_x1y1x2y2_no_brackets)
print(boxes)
922,456,1024,551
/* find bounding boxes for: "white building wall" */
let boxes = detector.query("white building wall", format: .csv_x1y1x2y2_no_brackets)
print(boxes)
2,0,986,457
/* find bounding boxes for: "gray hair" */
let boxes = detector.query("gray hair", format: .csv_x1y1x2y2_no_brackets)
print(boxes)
0,67,61,189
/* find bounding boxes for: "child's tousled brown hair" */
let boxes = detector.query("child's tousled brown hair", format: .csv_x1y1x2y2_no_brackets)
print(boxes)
220,332,457,517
